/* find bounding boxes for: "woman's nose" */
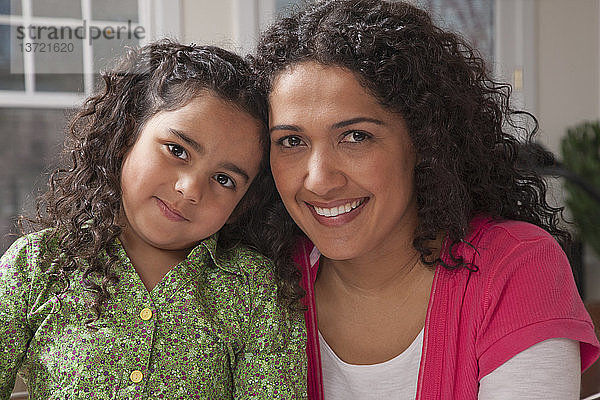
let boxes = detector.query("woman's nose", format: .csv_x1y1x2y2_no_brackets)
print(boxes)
304,151,347,197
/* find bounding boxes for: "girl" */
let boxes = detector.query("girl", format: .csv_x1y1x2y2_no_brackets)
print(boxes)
0,40,305,399
253,0,600,399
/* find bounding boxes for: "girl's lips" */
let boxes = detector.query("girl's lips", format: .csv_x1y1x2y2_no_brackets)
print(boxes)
155,197,188,222
305,197,369,227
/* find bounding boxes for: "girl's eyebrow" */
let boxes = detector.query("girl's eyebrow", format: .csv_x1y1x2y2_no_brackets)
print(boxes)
169,128,204,154
219,162,250,183
169,128,251,184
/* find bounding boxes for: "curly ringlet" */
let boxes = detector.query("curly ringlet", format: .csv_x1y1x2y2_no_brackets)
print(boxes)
253,0,570,309
28,39,270,326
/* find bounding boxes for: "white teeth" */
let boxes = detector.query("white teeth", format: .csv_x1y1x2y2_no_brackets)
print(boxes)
313,199,364,217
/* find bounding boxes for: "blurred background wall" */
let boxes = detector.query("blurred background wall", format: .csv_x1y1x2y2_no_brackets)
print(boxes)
1,0,599,293
2,0,600,397
5,0,598,293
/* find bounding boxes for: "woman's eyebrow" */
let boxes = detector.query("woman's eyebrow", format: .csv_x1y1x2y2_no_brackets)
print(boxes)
269,124,300,134
169,128,204,154
269,117,384,133
331,117,384,129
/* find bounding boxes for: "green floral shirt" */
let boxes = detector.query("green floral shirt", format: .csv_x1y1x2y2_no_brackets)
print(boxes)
0,230,306,399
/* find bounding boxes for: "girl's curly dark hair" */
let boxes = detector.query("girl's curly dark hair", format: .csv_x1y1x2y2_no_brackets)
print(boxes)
253,0,570,309
29,39,271,325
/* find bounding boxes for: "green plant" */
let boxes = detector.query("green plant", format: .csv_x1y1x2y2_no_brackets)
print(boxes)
561,121,600,258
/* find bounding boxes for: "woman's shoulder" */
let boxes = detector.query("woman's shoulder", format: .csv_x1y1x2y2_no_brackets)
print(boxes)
457,218,599,374
461,216,571,290
469,215,556,245
467,216,564,266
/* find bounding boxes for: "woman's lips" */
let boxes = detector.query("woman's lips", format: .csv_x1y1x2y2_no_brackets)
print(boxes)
155,197,188,222
305,197,369,226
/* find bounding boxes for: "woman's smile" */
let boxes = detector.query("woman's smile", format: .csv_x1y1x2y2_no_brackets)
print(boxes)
305,197,369,226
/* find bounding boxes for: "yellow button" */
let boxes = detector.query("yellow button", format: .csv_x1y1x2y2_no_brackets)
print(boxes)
139,308,152,321
130,370,143,383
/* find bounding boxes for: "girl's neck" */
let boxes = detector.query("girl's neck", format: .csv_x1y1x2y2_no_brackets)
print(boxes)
119,229,191,291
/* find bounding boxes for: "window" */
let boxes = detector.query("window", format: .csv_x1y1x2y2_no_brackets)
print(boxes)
275,0,302,15
0,0,153,107
412,0,495,63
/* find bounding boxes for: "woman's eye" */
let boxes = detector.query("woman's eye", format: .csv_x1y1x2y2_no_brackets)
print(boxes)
167,144,188,160
214,173,235,189
341,130,371,143
277,135,305,148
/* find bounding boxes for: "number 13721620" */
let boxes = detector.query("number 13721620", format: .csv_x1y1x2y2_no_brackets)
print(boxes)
19,42,75,53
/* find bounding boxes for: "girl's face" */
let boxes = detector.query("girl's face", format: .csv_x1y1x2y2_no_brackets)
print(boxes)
120,93,263,254
269,62,418,262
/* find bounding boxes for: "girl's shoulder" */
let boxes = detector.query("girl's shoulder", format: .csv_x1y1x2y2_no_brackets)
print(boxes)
1,229,57,272
0,229,59,309
210,243,274,279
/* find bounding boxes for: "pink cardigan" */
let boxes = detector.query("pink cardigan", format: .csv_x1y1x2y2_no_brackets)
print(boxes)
295,216,600,400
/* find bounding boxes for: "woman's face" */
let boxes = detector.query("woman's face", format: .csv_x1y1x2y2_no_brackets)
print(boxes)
269,62,418,262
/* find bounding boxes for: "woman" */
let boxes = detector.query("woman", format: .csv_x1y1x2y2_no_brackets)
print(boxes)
253,0,600,399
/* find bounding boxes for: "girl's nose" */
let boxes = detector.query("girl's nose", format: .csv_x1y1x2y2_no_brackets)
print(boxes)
174,174,205,204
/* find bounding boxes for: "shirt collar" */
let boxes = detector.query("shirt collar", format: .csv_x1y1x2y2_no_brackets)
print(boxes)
185,233,243,276
112,232,243,276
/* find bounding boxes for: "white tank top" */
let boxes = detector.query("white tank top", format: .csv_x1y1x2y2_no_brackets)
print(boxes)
318,329,423,400
318,331,580,400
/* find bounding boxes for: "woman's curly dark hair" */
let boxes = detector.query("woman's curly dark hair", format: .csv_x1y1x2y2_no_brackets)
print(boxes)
29,39,272,325
253,0,570,309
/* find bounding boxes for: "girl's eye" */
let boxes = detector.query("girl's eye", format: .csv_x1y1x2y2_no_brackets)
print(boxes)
277,135,305,148
167,144,188,160
214,173,235,189
341,130,371,143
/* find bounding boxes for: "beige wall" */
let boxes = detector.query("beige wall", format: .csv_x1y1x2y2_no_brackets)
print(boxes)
536,0,600,155
181,0,235,50
536,0,600,301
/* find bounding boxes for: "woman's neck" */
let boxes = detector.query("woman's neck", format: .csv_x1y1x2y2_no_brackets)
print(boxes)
317,231,443,295
320,250,423,296
315,238,437,364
